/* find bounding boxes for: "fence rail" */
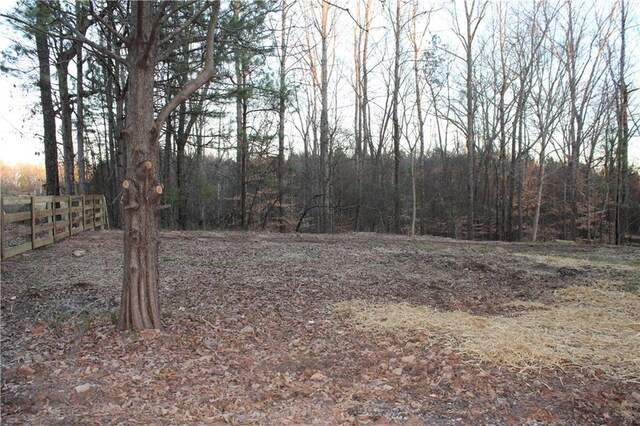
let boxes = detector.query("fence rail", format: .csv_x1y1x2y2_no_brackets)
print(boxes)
1,195,107,261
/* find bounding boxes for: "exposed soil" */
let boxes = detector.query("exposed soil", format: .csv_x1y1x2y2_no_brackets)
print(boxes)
1,230,639,425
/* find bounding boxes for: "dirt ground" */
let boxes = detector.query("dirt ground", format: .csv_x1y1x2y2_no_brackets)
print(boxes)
1,230,639,425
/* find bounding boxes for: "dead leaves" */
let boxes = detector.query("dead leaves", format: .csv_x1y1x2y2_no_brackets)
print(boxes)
2,231,640,424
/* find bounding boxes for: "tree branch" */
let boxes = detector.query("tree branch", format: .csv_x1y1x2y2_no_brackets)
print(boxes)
154,1,221,136
87,2,131,46
158,1,213,47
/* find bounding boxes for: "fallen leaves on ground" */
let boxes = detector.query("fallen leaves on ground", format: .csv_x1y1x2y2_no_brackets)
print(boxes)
1,230,639,424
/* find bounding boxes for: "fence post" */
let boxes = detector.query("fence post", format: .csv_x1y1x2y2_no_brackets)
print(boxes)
103,195,109,230
81,195,86,231
68,195,72,238
31,196,36,250
52,196,57,241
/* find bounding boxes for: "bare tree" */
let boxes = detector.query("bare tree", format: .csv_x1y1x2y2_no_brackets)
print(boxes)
562,0,613,240
391,0,402,233
319,0,333,233
451,0,488,239
614,0,630,244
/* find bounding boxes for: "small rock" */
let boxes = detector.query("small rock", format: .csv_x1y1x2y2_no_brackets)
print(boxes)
73,250,86,258
75,383,92,393
382,384,394,391
17,365,36,376
240,326,254,334
392,367,403,376
401,355,416,364
631,391,640,402
379,362,389,371
140,329,160,340
310,372,327,381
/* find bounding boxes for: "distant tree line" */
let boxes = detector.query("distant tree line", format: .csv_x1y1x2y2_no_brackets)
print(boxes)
3,0,639,244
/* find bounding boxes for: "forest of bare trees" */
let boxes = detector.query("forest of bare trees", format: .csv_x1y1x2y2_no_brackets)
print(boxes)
3,0,639,244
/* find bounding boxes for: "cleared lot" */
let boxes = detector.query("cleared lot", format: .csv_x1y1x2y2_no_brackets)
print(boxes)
2,231,639,424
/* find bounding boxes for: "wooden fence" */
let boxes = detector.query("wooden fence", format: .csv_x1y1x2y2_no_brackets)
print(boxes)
1,195,107,261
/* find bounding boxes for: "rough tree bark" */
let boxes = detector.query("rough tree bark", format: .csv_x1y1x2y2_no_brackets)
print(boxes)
118,0,220,331
56,42,76,195
35,0,59,196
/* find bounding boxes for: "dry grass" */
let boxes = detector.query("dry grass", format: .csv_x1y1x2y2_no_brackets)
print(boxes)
516,253,639,272
334,285,640,381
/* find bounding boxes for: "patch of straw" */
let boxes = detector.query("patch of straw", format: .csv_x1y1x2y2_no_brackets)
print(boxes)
334,286,640,381
516,253,639,272
502,300,547,310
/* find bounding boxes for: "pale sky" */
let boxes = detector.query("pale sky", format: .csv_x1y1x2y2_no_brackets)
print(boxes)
0,0,638,168
0,0,42,166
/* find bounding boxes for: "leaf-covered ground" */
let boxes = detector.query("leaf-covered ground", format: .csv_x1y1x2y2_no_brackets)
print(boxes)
1,230,640,424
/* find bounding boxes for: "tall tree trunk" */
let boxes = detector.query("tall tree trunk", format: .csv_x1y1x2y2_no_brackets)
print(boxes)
410,0,427,234
411,152,417,235
175,96,189,230
76,0,86,195
461,1,484,239
233,1,247,229
118,0,221,330
566,1,579,241
465,31,475,240
532,141,546,242
35,1,59,196
57,55,74,195
319,0,331,233
55,16,79,196
277,0,288,232
498,77,507,240
103,4,125,227
119,1,162,331
361,0,372,158
391,0,401,234
615,0,629,245
353,0,362,231
105,52,119,224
